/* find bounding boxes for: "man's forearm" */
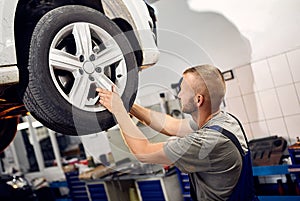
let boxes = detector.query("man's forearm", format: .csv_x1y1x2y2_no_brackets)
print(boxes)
130,104,152,126
130,104,172,134
130,104,193,136
114,106,147,142
114,106,152,155
113,106,164,160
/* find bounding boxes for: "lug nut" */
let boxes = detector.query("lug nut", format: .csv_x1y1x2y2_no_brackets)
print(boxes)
95,67,102,73
89,54,95,61
89,76,95,81
79,55,85,62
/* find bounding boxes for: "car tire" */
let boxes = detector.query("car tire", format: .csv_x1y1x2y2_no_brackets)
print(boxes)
0,118,18,153
23,5,138,135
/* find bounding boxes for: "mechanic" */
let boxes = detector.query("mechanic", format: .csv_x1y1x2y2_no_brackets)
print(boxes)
97,64,257,200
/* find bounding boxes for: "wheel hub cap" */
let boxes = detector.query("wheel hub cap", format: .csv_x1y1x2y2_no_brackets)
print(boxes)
83,61,95,74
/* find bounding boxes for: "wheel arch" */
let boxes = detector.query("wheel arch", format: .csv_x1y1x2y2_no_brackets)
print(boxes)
113,18,143,67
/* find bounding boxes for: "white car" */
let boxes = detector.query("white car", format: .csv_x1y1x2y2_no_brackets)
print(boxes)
0,0,159,152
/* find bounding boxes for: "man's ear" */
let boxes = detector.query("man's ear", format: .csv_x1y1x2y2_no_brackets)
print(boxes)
195,94,204,106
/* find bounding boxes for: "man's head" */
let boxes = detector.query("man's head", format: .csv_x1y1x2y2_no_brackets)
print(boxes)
178,64,226,115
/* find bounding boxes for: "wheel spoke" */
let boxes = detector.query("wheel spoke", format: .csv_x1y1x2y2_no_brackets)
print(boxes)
94,73,119,91
94,41,124,68
72,23,93,57
49,48,82,72
69,74,91,108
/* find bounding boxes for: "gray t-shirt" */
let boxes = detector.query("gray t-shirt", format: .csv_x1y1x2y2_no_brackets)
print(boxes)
164,111,247,200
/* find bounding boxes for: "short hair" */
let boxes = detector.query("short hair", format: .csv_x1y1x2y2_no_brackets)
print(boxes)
183,64,226,113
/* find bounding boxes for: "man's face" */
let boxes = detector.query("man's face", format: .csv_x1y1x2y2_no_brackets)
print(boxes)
178,74,197,114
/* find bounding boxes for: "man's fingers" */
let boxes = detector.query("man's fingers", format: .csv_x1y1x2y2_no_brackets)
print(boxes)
96,87,103,92
96,87,108,91
96,86,118,96
96,88,111,95
111,85,116,93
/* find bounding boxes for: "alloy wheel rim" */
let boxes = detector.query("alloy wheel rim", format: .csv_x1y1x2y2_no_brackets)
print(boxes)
49,22,128,112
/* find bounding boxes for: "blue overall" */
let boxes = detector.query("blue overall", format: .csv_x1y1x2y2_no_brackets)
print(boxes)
190,114,259,201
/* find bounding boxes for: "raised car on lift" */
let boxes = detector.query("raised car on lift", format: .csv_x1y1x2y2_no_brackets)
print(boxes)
0,0,159,152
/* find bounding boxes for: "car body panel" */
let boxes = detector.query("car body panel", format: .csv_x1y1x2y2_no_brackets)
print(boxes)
0,0,18,66
102,0,159,67
0,66,18,85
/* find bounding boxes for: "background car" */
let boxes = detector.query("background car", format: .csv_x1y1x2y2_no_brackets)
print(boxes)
0,0,159,152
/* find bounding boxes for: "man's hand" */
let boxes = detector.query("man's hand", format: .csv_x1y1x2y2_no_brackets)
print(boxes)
96,85,124,114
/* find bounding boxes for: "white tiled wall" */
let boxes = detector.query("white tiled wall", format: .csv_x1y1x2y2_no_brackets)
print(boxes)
225,48,300,144
287,49,300,82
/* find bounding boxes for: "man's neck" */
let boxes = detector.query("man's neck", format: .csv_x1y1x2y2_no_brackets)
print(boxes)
192,109,220,128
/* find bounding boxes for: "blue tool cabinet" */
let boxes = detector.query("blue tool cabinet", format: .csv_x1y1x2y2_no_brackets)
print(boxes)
175,168,192,201
86,182,108,201
136,179,165,201
65,171,108,201
135,174,183,201
65,171,89,201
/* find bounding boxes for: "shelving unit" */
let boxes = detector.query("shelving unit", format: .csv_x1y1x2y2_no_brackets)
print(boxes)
253,165,300,201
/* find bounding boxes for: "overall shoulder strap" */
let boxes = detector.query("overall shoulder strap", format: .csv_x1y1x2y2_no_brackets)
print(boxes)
207,112,251,156
227,113,250,147
208,125,245,156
